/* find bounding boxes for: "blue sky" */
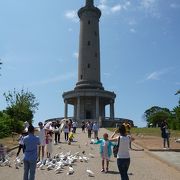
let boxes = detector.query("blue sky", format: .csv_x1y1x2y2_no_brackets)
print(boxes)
0,0,179,127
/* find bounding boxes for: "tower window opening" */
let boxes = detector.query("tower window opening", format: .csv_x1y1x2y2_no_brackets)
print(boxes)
88,20,90,24
95,52,98,57
87,64,90,68
88,41,91,46
80,75,83,79
94,31,97,36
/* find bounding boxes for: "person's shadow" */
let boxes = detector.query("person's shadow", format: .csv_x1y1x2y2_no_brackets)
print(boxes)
107,171,134,176
107,170,119,174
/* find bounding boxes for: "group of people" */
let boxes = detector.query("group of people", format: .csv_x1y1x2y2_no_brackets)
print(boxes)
81,120,100,139
19,121,132,180
15,119,77,180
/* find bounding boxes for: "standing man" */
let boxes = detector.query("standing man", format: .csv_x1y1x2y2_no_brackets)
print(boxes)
23,125,40,180
37,122,46,162
92,121,99,139
86,121,92,139
54,121,61,144
160,119,170,149
72,121,77,133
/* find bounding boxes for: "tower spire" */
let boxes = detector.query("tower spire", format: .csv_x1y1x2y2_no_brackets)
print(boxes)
86,0,94,7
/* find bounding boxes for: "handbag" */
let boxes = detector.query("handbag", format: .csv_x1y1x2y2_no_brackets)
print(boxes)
113,136,120,158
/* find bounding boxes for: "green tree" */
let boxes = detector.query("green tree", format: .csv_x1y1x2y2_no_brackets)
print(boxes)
171,106,180,130
175,89,180,106
0,112,12,138
144,106,170,126
3,89,39,132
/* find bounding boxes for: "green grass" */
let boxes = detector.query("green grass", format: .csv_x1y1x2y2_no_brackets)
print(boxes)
107,128,180,138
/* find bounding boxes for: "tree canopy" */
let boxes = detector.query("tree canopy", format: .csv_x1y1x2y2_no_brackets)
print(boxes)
1,89,39,134
144,106,170,125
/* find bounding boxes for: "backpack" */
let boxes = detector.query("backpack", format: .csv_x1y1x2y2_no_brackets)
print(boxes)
113,137,120,158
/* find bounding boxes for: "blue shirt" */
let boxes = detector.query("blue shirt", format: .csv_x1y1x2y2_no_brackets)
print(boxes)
23,134,40,161
95,139,115,158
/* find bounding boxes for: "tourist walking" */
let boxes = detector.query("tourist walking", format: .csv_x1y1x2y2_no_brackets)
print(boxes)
23,125,40,180
54,121,61,144
160,119,170,149
110,124,133,180
81,121,85,133
92,121,99,139
72,121,78,133
16,131,26,157
37,122,46,161
86,121,92,138
95,133,115,173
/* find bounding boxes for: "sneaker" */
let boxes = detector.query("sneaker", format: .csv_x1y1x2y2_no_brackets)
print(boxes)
101,169,104,172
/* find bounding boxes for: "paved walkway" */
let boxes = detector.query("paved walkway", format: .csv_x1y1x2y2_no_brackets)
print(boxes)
0,128,180,180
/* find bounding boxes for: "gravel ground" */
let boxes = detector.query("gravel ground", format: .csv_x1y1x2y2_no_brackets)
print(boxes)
0,128,179,180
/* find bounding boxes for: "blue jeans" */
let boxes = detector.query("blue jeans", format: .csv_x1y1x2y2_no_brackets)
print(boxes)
23,159,37,180
117,158,130,180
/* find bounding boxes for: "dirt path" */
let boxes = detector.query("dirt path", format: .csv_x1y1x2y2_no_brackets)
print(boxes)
0,128,179,180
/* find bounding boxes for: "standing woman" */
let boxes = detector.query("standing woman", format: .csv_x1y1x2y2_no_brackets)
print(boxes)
110,124,133,180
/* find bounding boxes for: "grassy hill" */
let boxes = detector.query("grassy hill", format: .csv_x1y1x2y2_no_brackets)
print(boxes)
107,127,180,138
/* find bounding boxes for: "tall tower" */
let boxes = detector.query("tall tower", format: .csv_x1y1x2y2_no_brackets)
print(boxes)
76,0,103,90
62,0,116,126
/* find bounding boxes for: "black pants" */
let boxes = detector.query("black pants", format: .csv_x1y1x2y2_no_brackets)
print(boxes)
17,144,24,156
88,130,91,138
117,158,130,180
55,133,60,143
64,132,69,141
72,127,76,133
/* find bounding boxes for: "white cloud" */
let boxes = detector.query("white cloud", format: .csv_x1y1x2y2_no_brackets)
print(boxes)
137,68,174,84
130,28,136,33
122,1,131,10
98,0,130,15
146,68,173,80
65,10,78,22
175,82,180,85
139,0,160,18
25,72,76,87
73,52,79,59
111,4,122,13
103,72,111,77
68,28,73,32
140,0,156,9
146,71,161,80
170,3,180,9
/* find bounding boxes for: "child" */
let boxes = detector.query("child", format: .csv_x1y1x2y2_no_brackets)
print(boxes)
46,131,53,158
16,131,26,157
95,133,115,173
68,132,74,145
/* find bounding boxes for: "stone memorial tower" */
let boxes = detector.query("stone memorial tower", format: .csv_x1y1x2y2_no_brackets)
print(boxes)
62,0,116,126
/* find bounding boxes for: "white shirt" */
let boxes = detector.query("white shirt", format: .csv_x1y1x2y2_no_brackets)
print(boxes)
92,123,99,131
72,122,77,128
38,128,46,146
117,136,130,159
